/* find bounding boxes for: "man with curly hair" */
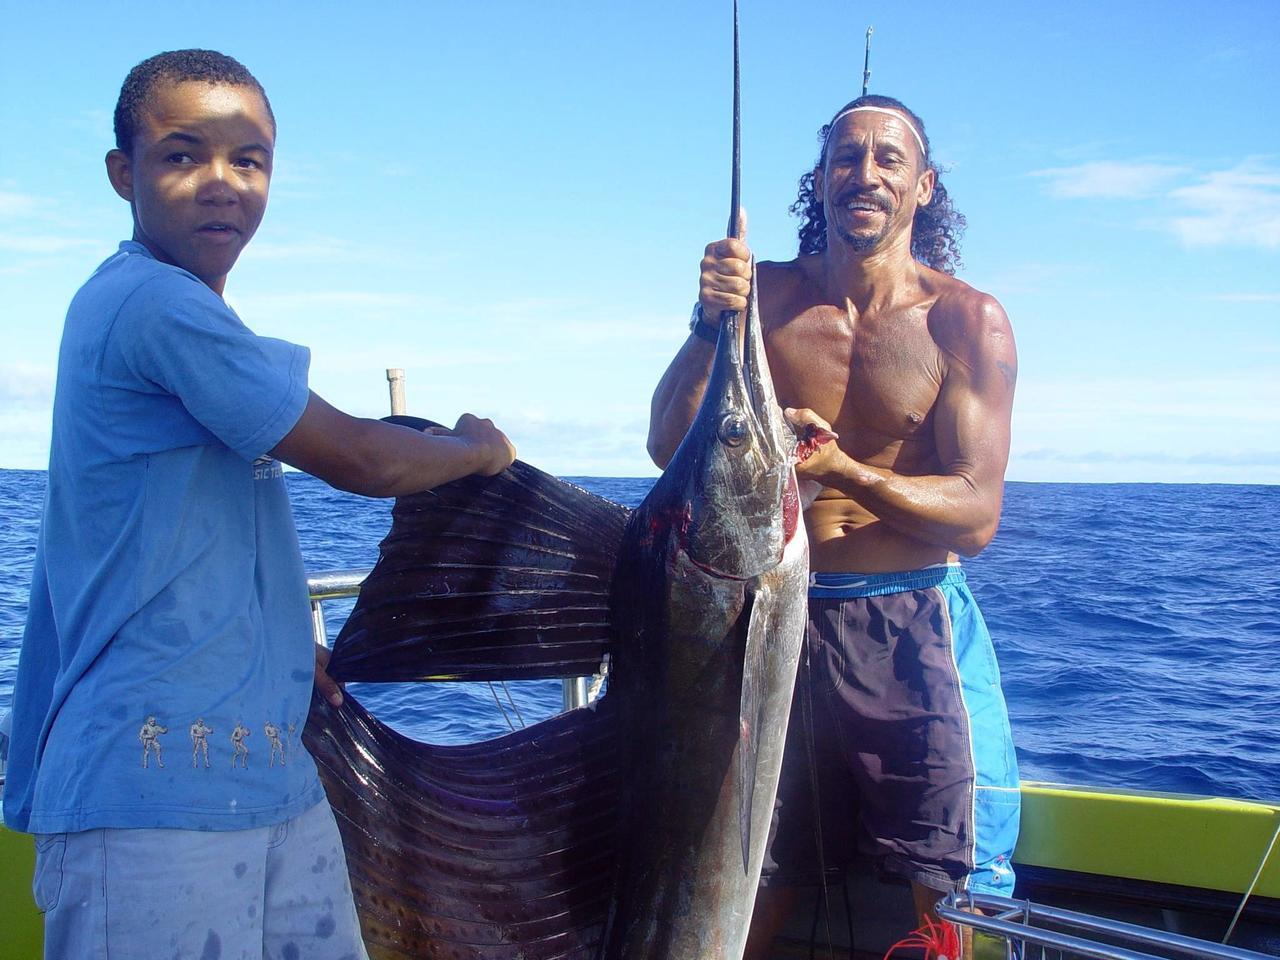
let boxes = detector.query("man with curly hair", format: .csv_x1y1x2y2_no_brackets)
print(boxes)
648,94,1020,955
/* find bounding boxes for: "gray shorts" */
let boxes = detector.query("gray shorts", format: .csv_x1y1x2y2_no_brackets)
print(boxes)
32,798,368,960
762,567,1020,895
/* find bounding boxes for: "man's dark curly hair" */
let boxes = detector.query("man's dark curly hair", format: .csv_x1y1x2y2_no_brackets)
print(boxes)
790,94,965,274
114,49,275,154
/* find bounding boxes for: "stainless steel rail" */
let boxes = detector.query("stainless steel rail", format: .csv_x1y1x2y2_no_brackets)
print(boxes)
308,568,372,601
937,892,1275,960
306,569,592,712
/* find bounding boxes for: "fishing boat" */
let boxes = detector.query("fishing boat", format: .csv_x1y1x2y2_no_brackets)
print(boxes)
2,566,1276,960
1,380,1276,960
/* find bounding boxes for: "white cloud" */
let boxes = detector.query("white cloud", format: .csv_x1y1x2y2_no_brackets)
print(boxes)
494,412,659,477
1008,373,1280,483
0,190,42,218
1205,293,1280,303
1016,448,1280,466
965,262,1083,297
1032,158,1280,250
233,287,682,351
1168,161,1280,248
1030,162,1186,199
0,422,51,470
1015,374,1279,430
0,233,97,255
0,188,112,264
0,363,55,408
246,235,373,262
0,382,53,468
235,290,441,312
70,109,113,144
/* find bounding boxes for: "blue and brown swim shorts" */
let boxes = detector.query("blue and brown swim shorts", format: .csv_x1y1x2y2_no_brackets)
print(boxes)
762,564,1020,895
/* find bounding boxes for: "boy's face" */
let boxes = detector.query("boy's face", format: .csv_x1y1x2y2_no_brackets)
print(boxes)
106,80,274,295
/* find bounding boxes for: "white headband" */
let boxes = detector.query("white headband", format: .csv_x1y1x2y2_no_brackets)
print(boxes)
826,106,926,159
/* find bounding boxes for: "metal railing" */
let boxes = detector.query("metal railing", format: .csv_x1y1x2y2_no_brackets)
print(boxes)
937,892,1275,960
306,568,593,713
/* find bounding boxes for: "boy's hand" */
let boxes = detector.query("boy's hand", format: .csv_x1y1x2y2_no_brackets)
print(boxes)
314,642,344,707
451,413,516,476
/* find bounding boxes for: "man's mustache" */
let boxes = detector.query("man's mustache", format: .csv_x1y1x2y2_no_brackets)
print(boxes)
833,191,892,211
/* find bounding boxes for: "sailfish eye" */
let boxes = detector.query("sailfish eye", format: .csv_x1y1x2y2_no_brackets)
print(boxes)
718,415,748,447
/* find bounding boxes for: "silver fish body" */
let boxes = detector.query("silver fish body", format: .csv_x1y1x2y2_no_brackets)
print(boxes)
303,266,809,960
605,267,809,960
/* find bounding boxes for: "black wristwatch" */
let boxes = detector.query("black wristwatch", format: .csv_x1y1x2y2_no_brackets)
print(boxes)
688,303,720,344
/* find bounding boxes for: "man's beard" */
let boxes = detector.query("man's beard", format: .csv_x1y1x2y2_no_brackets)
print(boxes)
829,193,894,252
833,222,885,252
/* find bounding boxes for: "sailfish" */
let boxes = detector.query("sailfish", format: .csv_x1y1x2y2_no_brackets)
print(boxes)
302,4,826,956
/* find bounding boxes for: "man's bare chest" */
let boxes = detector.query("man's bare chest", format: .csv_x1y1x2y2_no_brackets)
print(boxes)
764,306,945,463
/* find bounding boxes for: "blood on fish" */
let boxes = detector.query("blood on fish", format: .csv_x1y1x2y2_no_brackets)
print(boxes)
782,475,800,545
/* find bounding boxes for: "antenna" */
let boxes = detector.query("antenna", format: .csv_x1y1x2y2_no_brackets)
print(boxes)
862,26,873,96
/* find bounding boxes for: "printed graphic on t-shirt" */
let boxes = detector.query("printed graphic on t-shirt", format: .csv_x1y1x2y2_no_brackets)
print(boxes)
190,718,213,768
231,721,251,767
265,721,287,766
252,455,283,482
139,716,168,768
133,714,301,772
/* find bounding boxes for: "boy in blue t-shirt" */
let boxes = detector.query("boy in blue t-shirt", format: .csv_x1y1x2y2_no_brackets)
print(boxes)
2,49,516,960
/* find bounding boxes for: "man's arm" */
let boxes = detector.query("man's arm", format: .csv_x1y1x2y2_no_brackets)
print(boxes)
648,338,715,468
648,236,755,467
270,391,516,498
792,295,1016,555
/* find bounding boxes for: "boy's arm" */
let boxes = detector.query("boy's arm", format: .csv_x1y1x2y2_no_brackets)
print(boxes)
270,391,516,498
277,393,516,704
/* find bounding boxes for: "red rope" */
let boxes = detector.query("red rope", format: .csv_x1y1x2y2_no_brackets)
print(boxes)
882,916,962,960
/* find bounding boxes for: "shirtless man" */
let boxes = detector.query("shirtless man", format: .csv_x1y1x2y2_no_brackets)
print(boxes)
647,94,1020,954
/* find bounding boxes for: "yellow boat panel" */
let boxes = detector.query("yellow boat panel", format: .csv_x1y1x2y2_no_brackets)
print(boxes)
1018,780,1280,898
0,823,40,960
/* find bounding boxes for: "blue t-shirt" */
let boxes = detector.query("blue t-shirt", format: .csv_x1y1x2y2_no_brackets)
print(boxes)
3,242,325,833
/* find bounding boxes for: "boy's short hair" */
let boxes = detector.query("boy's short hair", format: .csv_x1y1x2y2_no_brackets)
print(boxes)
113,49,276,154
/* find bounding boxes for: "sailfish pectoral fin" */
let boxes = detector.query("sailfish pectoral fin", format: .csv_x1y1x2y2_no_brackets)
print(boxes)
737,583,771,873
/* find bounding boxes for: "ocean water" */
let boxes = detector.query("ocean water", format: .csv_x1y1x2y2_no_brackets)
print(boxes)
1,469,1277,802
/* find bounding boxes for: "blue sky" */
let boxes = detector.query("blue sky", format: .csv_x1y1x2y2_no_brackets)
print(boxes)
1,1,1277,481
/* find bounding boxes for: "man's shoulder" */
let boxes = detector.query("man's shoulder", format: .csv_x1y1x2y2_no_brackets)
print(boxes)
926,270,1011,335
923,269,1014,367
757,254,816,284
757,254,821,313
